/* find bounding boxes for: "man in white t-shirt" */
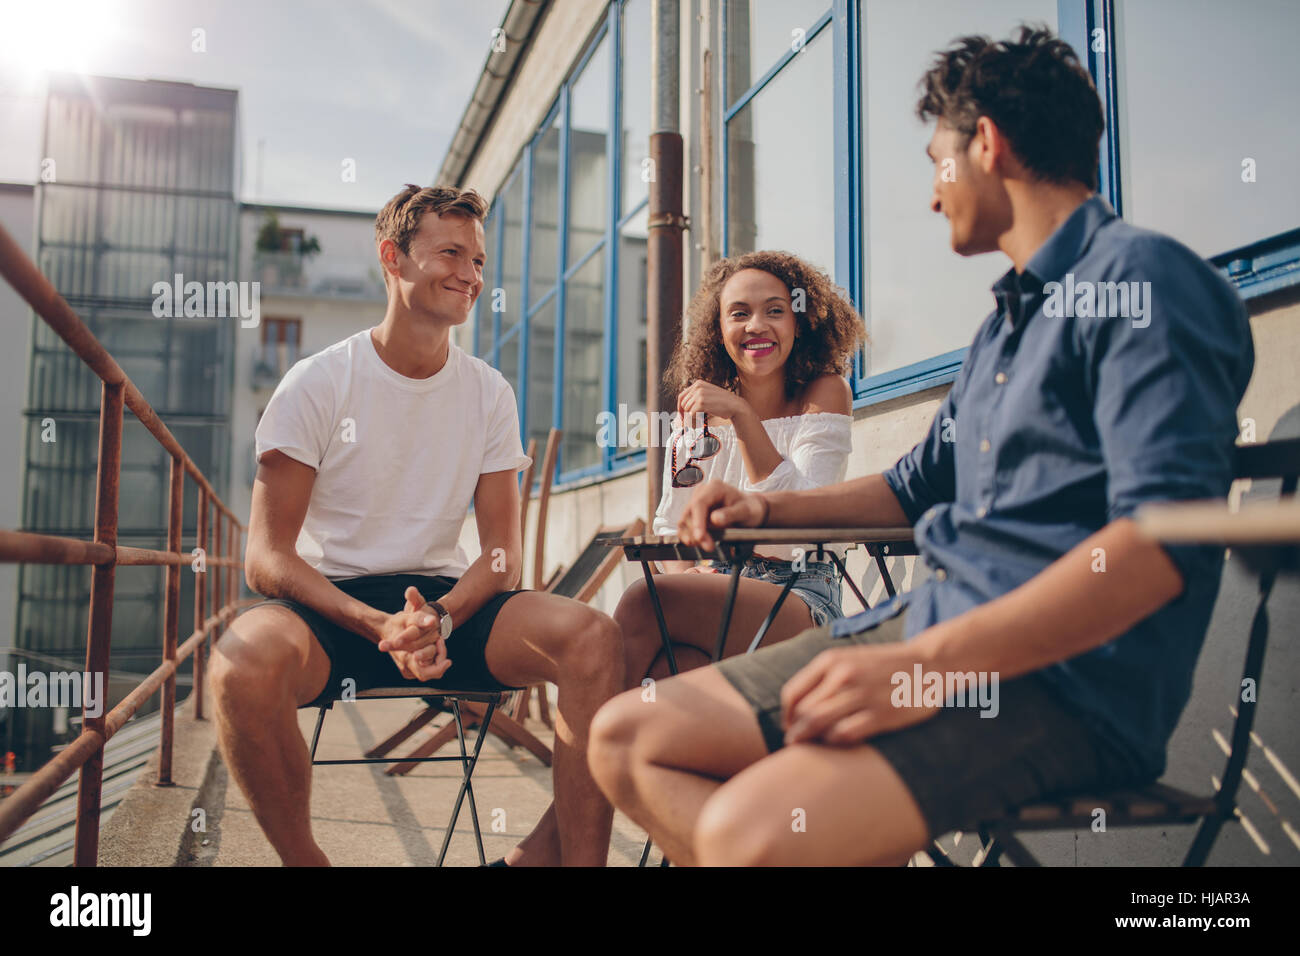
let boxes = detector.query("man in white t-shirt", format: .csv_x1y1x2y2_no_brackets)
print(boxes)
210,184,623,867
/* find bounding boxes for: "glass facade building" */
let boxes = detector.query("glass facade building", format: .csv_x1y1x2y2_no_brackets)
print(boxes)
6,75,239,768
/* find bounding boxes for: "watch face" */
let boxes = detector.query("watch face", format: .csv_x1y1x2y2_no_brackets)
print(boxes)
440,614,453,640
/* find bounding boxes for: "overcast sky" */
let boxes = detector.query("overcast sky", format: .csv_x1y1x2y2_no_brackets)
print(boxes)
0,0,511,210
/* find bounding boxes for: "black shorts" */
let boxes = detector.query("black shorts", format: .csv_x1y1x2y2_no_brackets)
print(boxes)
714,609,1153,838
248,573,528,709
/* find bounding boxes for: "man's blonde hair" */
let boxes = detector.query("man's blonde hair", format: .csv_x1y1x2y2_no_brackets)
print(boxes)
374,184,488,282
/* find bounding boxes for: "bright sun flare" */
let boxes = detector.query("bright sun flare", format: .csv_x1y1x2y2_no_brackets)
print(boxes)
0,0,119,82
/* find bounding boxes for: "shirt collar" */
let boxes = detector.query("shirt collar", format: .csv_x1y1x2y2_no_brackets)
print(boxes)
990,194,1116,327
1024,193,1116,287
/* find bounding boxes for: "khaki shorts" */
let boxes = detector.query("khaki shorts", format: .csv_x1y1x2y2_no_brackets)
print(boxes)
714,609,1151,837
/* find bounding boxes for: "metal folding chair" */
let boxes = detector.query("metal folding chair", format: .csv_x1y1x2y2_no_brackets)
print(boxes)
927,436,1300,867
307,685,508,866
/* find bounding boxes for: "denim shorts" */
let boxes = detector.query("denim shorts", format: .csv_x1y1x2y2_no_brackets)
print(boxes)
710,557,844,627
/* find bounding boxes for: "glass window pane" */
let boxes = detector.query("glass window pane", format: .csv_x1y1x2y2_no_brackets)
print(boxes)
500,164,525,325
527,298,556,451
726,31,834,274
568,34,610,263
616,205,649,458
1117,0,1300,258
561,249,606,474
477,207,501,359
724,0,831,104
620,0,651,214
499,325,521,422
530,118,561,304
860,0,1057,378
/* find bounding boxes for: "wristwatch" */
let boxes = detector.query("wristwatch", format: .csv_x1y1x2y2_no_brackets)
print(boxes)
430,600,453,640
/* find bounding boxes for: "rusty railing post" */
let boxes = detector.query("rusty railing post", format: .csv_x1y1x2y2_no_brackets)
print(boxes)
193,486,208,720
228,518,237,611
213,509,224,622
74,381,123,867
157,456,184,786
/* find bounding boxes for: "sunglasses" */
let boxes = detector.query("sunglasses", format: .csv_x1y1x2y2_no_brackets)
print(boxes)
671,413,722,487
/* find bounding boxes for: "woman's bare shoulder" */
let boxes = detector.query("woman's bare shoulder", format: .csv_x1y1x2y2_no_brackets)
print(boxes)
798,373,852,415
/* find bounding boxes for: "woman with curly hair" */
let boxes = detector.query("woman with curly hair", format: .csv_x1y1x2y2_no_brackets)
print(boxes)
614,250,866,687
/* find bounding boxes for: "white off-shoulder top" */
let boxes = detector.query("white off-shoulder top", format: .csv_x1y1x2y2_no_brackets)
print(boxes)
652,412,854,562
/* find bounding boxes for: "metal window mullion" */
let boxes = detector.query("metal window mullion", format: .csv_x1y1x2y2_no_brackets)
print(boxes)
518,146,534,442
553,85,571,476
603,1,623,475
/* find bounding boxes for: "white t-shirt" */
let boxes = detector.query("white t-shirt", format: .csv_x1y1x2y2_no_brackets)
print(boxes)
652,412,854,561
254,329,531,580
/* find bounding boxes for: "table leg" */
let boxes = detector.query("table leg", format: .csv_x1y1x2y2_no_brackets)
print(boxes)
712,559,743,662
829,550,870,611
746,575,796,655
640,561,679,675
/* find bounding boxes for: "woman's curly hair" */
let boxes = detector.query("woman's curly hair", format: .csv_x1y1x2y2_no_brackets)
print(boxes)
665,250,866,401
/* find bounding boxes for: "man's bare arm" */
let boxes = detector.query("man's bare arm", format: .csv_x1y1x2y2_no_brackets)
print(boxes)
433,468,522,625
914,517,1183,680
677,473,911,551
244,450,402,644
762,473,910,529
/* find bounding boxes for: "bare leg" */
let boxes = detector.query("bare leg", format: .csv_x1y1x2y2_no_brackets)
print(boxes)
588,664,770,866
614,573,815,688
209,606,332,866
484,593,624,866
694,742,929,866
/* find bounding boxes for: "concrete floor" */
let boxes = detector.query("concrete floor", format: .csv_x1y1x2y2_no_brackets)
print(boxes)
99,692,658,867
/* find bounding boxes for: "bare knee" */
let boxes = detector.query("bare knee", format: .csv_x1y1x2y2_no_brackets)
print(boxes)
210,611,305,716
587,690,650,801
694,789,781,867
557,608,624,687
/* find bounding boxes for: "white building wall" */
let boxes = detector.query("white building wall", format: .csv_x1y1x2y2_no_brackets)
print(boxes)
230,205,387,539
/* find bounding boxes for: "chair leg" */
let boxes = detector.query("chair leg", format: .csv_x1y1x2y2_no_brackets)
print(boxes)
510,686,531,723
437,699,496,867
536,683,553,729
1183,811,1229,867
308,705,329,762
991,828,1040,867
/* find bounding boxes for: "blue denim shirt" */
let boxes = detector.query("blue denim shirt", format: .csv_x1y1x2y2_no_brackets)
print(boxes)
831,196,1254,776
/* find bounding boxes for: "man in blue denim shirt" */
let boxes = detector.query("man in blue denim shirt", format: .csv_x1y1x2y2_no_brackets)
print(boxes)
587,27,1254,866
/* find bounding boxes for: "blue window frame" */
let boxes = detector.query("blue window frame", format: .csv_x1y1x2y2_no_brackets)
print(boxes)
721,0,1300,413
478,1,650,487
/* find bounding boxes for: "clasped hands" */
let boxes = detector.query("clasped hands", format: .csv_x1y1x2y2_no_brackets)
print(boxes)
376,586,452,682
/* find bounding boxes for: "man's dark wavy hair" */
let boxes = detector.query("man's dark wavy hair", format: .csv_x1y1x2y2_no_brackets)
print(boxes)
916,25,1104,190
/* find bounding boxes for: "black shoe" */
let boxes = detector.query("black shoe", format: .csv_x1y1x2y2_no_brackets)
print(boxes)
482,857,509,867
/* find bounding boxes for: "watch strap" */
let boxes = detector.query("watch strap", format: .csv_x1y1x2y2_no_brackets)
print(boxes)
430,600,453,636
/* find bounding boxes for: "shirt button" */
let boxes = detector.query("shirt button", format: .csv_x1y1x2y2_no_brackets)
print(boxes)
933,568,948,582
975,505,989,518
994,372,1008,385
979,438,991,453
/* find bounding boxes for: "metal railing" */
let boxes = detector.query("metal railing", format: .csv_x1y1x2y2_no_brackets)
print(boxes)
0,221,255,865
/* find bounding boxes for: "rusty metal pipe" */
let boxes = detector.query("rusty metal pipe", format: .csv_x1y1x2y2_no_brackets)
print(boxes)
158,456,184,785
0,530,114,565
73,381,123,867
194,487,208,720
647,0,685,519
